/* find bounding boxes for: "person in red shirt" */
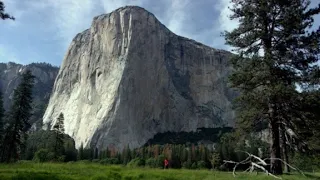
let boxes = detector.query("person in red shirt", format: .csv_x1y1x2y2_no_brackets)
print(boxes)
164,159,169,169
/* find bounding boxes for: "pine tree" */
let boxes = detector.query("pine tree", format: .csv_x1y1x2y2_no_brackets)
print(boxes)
0,1,14,20
53,113,65,158
94,147,99,159
1,70,34,162
78,143,84,160
0,91,4,144
225,0,320,174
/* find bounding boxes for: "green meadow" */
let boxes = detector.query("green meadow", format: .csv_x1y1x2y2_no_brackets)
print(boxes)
0,161,318,180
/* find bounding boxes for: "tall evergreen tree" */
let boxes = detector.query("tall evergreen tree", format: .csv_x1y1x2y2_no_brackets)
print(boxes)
53,113,65,157
0,1,14,20
1,70,35,162
225,0,320,174
78,143,84,160
0,90,5,157
0,91,4,143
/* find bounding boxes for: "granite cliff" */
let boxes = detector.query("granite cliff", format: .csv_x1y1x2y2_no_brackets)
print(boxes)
0,62,59,129
43,6,237,149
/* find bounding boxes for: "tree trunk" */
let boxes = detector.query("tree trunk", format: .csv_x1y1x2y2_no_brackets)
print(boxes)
280,125,290,173
269,119,283,174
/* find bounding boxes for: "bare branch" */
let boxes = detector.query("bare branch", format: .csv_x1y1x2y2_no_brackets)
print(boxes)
224,151,305,179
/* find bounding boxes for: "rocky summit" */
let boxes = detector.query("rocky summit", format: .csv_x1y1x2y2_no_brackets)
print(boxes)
43,6,237,150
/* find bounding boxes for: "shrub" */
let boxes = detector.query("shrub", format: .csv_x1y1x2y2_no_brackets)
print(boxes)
182,160,192,169
92,159,100,163
156,154,166,168
210,152,221,170
197,161,206,169
11,172,59,180
127,158,145,167
145,158,157,168
78,160,91,164
57,155,65,162
191,162,197,169
17,160,32,164
100,158,121,165
33,149,55,162
292,153,320,172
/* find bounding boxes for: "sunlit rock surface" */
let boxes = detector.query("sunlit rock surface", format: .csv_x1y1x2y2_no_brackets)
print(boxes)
43,6,236,149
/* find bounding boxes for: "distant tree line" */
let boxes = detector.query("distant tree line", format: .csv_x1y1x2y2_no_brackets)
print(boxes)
74,134,269,170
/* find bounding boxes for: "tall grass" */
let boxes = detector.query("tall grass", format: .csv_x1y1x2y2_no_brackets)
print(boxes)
0,161,317,180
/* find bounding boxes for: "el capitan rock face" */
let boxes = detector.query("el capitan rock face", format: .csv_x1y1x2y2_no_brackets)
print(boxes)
43,6,237,149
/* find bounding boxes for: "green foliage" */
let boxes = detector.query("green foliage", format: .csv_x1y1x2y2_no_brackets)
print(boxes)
99,158,121,165
122,145,132,164
92,159,100,163
145,127,232,145
215,132,269,171
156,154,166,168
0,162,315,179
53,113,65,157
127,158,145,167
0,91,4,148
197,161,206,169
23,130,77,162
182,160,192,169
292,153,320,172
33,149,55,163
145,158,157,168
1,70,34,162
11,172,60,180
191,162,197,169
210,152,221,170
78,143,84,160
225,0,320,174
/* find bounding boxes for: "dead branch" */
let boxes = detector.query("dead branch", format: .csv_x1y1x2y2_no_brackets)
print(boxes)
222,151,303,179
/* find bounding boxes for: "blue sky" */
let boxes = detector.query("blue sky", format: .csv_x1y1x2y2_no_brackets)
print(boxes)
0,0,319,66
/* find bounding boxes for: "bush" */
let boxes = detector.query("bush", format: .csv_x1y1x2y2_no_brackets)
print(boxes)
191,162,197,169
100,158,121,165
292,153,320,172
92,159,100,163
146,158,157,168
11,172,59,180
57,155,65,162
78,160,92,163
156,154,166,168
17,160,32,164
33,149,55,162
127,158,145,167
197,161,206,169
182,160,192,169
210,152,221,170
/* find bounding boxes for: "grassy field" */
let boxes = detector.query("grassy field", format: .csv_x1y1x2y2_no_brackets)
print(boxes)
0,161,319,180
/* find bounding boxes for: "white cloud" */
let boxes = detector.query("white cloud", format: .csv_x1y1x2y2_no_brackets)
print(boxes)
217,0,238,32
48,0,96,48
166,0,191,37
214,0,239,50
